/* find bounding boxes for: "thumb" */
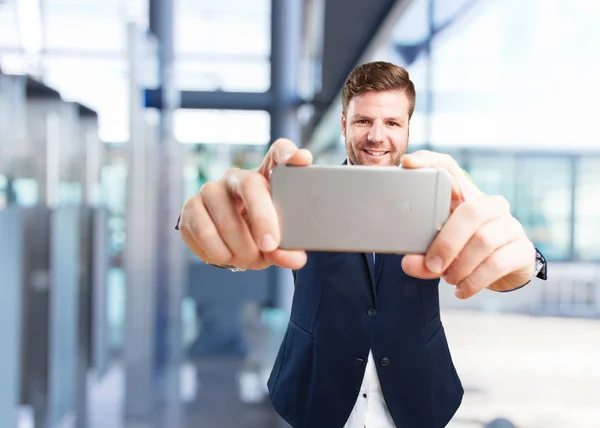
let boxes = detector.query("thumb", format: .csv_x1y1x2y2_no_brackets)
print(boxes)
400,152,424,169
402,151,482,203
258,138,313,178
401,151,463,201
401,254,440,280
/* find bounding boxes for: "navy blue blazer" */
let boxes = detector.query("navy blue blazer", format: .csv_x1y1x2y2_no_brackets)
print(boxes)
267,250,463,428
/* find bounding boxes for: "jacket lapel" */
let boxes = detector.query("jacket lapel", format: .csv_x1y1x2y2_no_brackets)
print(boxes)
375,253,385,280
363,253,375,281
371,254,401,293
363,253,377,300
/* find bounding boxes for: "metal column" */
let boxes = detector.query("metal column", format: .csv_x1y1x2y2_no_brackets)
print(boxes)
269,0,304,311
17,80,83,428
0,75,24,428
124,23,159,422
0,208,23,428
270,0,303,145
75,105,106,428
151,0,186,423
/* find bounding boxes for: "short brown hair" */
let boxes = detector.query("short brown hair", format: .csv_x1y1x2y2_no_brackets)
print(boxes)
342,61,416,119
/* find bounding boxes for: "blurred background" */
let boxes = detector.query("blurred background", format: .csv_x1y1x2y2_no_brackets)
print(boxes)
0,0,599,427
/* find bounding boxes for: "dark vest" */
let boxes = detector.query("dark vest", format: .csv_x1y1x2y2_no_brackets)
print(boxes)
267,251,464,428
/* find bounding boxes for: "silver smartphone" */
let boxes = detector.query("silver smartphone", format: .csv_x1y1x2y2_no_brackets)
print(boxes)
270,164,452,254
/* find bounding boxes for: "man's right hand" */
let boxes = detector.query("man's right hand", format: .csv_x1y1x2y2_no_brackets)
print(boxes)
178,138,312,271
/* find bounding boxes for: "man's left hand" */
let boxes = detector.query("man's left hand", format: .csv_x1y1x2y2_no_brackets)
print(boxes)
400,150,536,299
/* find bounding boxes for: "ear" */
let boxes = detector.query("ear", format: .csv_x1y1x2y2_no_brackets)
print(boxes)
341,112,346,133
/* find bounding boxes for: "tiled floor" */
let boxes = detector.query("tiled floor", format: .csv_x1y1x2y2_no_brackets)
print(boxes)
87,310,600,428
185,357,286,428
444,310,600,428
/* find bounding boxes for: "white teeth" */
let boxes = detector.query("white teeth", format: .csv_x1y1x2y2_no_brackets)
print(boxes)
366,151,386,156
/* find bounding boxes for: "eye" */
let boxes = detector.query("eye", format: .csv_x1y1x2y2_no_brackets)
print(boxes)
387,121,400,127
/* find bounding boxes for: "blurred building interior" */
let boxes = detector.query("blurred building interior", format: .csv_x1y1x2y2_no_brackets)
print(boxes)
0,0,599,427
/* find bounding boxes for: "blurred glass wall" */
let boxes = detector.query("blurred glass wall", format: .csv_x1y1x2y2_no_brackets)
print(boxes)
319,0,600,265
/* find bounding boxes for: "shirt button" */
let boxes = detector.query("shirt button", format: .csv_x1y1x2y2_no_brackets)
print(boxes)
380,357,390,367
367,308,377,318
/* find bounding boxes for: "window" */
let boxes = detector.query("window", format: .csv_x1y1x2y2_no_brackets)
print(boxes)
465,154,517,207
0,2,20,48
0,174,7,208
514,157,572,261
391,0,430,45
11,178,39,207
405,52,429,147
174,1,271,93
574,158,600,261
176,9,270,57
44,4,126,53
175,57,270,93
174,109,270,145
42,56,129,142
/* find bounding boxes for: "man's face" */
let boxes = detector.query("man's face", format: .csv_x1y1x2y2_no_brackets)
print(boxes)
342,90,410,167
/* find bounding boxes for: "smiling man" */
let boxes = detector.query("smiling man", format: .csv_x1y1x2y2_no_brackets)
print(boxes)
177,61,548,428
342,65,414,167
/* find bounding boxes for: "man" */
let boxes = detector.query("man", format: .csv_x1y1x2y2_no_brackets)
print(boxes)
177,61,547,428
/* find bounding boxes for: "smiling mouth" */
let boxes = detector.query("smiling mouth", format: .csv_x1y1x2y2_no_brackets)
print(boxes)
364,150,389,157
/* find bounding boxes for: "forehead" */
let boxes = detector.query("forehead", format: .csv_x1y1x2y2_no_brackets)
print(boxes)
347,90,410,118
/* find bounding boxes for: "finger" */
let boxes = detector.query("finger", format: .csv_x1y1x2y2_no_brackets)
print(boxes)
424,195,510,276
401,151,462,199
264,248,308,270
402,151,483,202
223,168,280,253
455,239,533,299
278,148,313,167
202,181,262,270
179,216,208,261
443,216,524,285
236,198,307,270
179,192,233,265
258,138,313,178
401,254,440,279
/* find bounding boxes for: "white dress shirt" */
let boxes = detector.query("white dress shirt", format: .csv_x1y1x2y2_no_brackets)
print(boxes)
343,349,397,427
344,253,397,428
341,161,397,427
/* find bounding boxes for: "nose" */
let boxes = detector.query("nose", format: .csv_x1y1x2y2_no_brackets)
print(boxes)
368,120,385,143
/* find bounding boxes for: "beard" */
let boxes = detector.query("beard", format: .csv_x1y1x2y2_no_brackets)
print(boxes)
345,137,407,167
